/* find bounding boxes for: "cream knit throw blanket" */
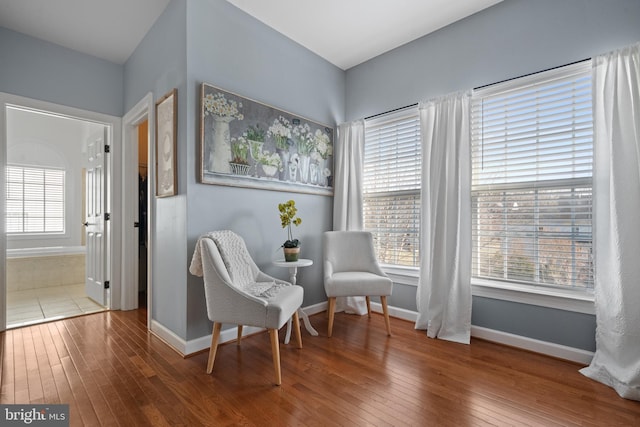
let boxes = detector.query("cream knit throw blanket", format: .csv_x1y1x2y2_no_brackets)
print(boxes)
190,230,287,299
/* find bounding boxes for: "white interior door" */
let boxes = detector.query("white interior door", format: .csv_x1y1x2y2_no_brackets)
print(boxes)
122,93,153,318
84,128,109,306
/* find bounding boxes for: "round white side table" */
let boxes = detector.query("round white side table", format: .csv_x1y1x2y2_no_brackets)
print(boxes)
272,258,318,343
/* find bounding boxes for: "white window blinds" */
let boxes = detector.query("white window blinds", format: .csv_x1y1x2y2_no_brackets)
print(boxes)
471,61,594,290
6,165,65,234
364,108,421,267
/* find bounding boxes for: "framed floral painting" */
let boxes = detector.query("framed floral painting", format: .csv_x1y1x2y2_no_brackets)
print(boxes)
199,83,334,196
156,88,177,197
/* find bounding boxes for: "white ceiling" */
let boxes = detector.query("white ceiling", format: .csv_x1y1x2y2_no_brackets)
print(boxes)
227,0,503,70
0,0,172,64
0,0,502,69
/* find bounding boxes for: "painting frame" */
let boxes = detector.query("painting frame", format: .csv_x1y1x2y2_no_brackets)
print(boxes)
199,83,334,196
155,88,177,197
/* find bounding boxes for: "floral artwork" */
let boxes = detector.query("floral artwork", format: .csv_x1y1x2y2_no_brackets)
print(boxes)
156,89,177,197
199,83,334,196
203,92,244,120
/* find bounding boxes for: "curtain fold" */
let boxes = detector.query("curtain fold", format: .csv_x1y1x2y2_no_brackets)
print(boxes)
415,91,472,344
580,42,640,401
332,120,367,314
333,120,365,231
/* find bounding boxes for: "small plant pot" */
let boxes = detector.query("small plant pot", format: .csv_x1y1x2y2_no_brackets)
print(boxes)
283,247,300,262
229,162,250,175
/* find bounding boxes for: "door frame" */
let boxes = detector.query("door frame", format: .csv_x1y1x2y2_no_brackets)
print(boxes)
121,93,154,326
0,92,121,331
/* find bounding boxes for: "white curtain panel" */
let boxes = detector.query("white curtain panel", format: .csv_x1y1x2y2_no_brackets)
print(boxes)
332,120,368,315
580,42,640,401
415,91,472,344
333,120,365,231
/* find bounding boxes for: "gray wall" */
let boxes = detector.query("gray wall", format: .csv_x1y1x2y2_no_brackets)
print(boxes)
346,0,640,120
184,0,344,340
345,0,640,351
124,0,188,338
3,0,633,351
0,27,123,117
472,297,597,350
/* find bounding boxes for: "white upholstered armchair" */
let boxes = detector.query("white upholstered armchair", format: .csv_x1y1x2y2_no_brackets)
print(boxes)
323,231,393,337
189,230,303,385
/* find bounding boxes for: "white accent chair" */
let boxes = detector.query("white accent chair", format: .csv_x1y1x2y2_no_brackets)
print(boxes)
195,231,303,385
323,231,393,337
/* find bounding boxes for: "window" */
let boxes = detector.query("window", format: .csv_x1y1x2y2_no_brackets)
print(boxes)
364,108,421,268
471,61,594,292
6,165,65,234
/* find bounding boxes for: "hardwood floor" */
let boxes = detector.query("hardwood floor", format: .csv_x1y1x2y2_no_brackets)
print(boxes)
1,309,639,426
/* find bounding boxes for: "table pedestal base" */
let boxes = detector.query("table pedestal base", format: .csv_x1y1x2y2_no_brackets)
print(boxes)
271,258,317,344
285,308,318,344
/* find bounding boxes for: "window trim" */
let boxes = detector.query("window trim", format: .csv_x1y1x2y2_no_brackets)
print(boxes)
379,266,594,314
471,277,594,314
470,60,594,294
381,264,420,286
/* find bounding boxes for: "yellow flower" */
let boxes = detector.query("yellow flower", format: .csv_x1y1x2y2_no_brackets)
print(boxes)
278,199,302,244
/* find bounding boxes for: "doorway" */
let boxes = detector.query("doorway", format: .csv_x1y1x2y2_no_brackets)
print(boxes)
121,93,153,327
137,120,149,309
2,101,115,329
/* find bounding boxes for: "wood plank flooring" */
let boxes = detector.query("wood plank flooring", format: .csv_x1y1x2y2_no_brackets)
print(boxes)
1,309,639,426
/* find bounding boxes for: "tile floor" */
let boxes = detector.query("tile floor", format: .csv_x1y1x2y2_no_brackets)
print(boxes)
7,283,106,329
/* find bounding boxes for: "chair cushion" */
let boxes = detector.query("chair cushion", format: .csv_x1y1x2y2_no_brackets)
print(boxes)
325,271,393,298
265,285,304,329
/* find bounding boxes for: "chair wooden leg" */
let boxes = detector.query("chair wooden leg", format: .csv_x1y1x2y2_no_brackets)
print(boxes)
381,296,391,336
366,296,371,317
237,325,243,345
269,329,282,386
327,297,336,337
207,322,222,374
293,311,303,349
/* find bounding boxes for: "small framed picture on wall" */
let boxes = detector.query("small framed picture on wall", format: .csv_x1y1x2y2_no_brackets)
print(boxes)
155,89,177,197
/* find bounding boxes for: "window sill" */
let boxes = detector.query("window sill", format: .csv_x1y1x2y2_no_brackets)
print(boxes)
379,267,595,315
471,278,595,315
380,265,419,286
8,233,68,240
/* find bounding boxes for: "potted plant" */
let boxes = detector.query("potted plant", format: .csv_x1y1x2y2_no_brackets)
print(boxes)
202,92,244,173
267,116,292,151
292,122,315,183
229,137,250,175
243,124,266,144
268,116,293,180
278,199,302,261
256,150,282,177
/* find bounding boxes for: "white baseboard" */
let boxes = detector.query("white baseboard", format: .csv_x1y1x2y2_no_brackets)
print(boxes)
183,325,266,355
153,302,594,364
372,302,592,364
371,301,418,322
470,325,593,365
151,320,267,356
150,320,188,354
189,303,328,355
302,301,328,316
152,302,330,357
